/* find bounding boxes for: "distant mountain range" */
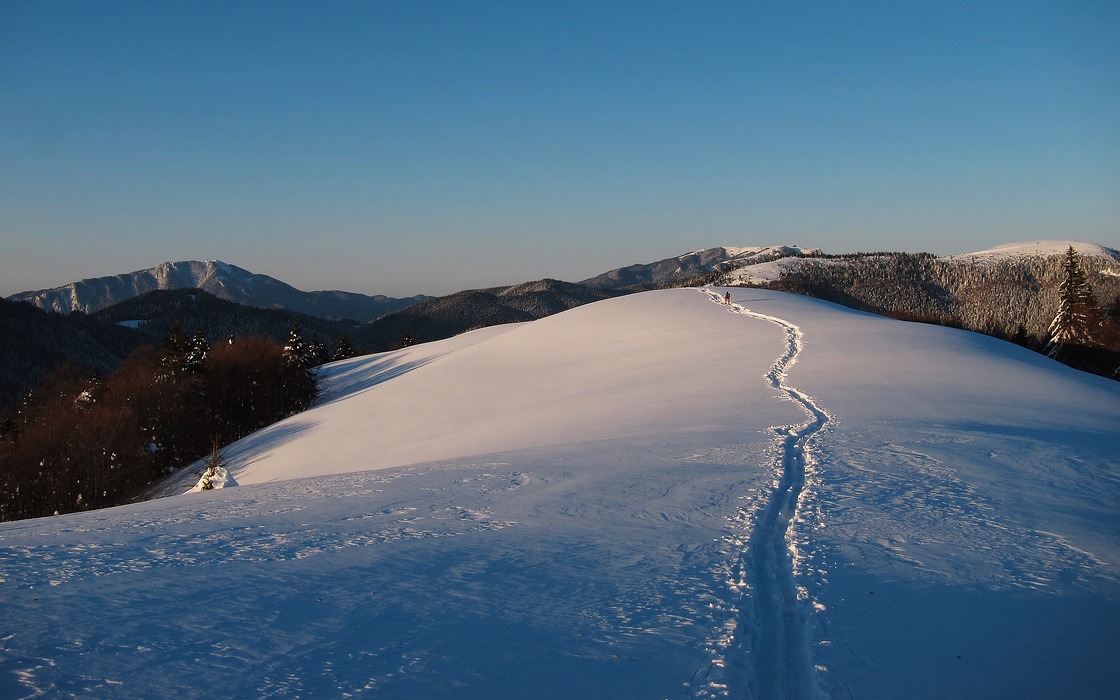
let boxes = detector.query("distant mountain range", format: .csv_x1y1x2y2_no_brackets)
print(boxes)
4,241,1118,413
0,277,629,412
7,260,428,324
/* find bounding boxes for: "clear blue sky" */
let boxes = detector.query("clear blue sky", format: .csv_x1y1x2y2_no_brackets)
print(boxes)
2,1,1118,297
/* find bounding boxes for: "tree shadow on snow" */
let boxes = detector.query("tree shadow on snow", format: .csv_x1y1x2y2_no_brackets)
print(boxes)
317,353,446,404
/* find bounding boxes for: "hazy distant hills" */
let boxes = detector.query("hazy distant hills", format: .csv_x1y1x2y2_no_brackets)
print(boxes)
7,260,428,324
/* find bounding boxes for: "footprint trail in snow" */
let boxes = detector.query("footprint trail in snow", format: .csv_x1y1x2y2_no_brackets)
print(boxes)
699,288,831,700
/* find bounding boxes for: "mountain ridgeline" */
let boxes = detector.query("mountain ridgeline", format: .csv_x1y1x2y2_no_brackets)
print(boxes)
8,260,427,323
5,241,1119,416
0,279,631,412
352,279,630,351
580,245,818,289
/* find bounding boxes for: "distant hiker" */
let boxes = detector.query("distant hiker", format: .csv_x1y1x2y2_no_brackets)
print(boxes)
723,292,731,305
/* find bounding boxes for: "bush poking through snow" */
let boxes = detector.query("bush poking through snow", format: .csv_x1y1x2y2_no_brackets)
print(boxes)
197,442,225,491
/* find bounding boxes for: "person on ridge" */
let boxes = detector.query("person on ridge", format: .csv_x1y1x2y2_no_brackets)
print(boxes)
724,292,731,305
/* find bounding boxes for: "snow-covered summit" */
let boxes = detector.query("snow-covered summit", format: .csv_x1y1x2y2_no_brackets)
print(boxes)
942,240,1120,265
580,245,817,289
719,244,821,262
8,260,247,314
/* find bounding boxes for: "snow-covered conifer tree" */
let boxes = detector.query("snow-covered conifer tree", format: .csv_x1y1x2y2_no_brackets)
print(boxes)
160,321,190,378
332,335,356,361
283,323,309,369
1046,246,1098,357
185,329,210,374
308,333,328,367
281,323,317,412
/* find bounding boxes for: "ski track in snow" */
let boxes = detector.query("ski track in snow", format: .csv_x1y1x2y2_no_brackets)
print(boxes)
697,289,831,700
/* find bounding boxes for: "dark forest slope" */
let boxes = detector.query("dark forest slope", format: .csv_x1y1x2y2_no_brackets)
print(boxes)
353,279,631,351
0,298,150,412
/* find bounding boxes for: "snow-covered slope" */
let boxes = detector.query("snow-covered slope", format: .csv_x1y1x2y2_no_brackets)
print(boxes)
2,289,1118,699
7,260,424,322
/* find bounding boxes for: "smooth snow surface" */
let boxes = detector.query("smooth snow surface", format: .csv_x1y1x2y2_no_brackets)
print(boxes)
3,289,1119,699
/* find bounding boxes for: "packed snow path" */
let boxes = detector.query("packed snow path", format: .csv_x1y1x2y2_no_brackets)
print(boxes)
703,290,830,700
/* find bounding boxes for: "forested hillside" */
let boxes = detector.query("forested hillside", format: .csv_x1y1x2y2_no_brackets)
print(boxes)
91,288,362,357
707,248,1120,378
353,279,631,351
0,290,365,413
0,298,150,413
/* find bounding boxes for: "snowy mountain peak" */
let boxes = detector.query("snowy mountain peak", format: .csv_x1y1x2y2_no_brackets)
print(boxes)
7,260,426,323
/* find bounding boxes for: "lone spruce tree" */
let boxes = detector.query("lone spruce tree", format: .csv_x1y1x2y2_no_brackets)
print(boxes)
282,323,317,412
1046,246,1098,358
333,334,356,361
308,333,328,367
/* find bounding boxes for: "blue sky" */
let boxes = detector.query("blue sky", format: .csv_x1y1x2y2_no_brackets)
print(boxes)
2,1,1118,297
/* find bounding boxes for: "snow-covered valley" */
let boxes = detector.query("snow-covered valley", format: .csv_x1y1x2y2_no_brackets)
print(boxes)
2,289,1118,699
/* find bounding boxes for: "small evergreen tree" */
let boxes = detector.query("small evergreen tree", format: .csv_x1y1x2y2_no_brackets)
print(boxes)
401,332,416,348
308,333,328,367
281,323,317,412
160,321,190,378
198,440,226,491
332,334,356,361
283,323,309,369
185,329,210,374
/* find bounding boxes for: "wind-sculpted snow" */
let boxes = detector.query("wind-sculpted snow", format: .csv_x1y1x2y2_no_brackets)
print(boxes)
2,289,1119,699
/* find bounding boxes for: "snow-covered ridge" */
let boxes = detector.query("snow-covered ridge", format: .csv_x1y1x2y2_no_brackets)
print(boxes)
2,289,1119,697
580,245,819,289
719,245,821,263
